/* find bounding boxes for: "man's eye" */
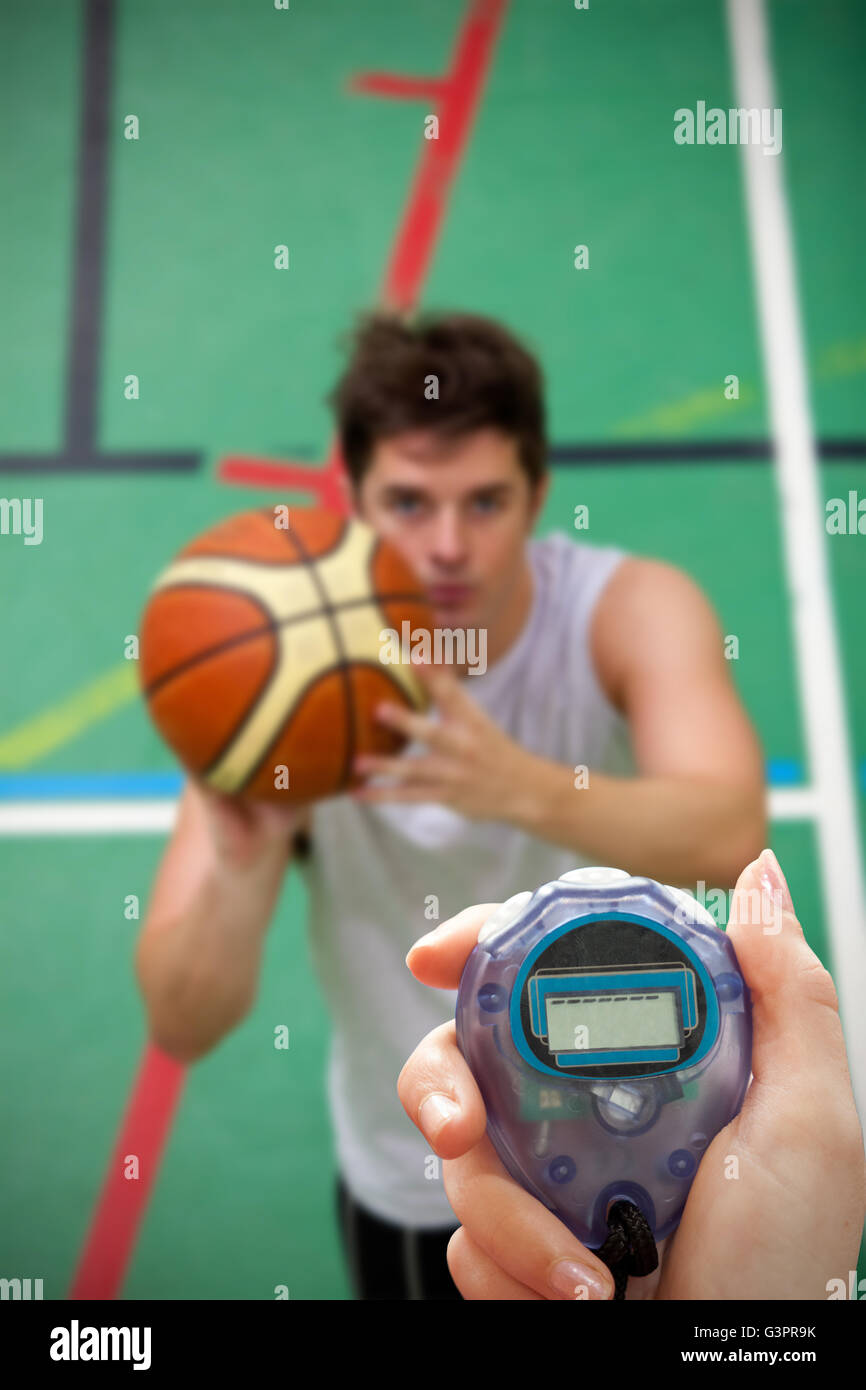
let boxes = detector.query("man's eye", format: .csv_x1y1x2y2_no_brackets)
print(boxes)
472,494,501,514
392,496,422,515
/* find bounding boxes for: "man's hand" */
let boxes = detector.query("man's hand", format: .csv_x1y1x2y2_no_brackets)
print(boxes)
195,780,309,870
350,659,537,821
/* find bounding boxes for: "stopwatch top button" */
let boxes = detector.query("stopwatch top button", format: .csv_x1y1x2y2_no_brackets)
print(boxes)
665,885,716,928
477,890,533,943
716,972,743,1002
558,866,630,886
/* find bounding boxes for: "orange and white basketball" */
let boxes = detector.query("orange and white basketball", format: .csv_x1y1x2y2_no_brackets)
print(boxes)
139,506,435,803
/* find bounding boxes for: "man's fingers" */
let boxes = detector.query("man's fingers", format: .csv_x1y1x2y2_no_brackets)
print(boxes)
443,1134,615,1301
411,656,475,716
367,702,445,748
405,902,501,989
353,753,441,781
397,1021,487,1160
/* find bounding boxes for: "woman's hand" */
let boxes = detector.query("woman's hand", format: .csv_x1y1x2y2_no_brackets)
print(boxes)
397,851,866,1300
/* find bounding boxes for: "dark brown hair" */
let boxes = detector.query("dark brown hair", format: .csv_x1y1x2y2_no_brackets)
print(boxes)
327,309,548,487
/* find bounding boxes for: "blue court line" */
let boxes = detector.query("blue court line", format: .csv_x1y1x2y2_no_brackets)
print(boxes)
766,757,803,785
0,772,185,798
1,761,865,798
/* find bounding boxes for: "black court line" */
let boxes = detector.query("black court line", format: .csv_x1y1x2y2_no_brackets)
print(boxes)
549,439,866,464
1,1,864,476
0,0,200,477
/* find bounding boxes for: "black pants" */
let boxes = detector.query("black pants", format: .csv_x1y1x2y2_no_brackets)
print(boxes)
335,1174,463,1300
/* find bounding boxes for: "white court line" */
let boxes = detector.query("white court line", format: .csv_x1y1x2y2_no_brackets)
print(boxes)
767,786,822,821
0,800,180,835
727,0,866,1127
0,786,832,834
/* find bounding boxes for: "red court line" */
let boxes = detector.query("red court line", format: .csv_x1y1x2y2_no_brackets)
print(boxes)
69,0,509,1300
349,73,447,101
218,0,509,496
68,1048,186,1300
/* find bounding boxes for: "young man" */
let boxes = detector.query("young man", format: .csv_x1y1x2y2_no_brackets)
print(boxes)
135,310,766,1300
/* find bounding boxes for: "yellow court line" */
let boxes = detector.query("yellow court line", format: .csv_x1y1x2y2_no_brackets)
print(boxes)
612,335,866,439
0,662,139,769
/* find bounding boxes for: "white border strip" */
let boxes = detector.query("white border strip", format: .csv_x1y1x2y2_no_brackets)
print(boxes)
727,0,866,1125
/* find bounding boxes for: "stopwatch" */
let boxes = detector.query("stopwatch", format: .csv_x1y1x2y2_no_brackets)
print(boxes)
455,867,752,1248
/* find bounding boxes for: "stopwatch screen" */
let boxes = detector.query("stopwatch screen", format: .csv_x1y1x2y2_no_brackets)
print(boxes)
545,990,681,1052
515,915,710,1080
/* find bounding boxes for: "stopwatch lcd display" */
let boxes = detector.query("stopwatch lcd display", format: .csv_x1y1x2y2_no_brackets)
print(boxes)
514,915,712,1080
545,989,681,1053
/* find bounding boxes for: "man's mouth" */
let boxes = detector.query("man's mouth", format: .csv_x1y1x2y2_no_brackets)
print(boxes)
427,584,474,606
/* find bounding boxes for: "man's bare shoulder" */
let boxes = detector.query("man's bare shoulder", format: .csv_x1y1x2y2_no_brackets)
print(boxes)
590,557,722,710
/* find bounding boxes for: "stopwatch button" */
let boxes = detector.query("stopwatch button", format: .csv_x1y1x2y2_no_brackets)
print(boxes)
668,1149,697,1179
548,1155,577,1185
558,866,631,886
716,972,743,1001
477,982,508,1013
477,890,533,943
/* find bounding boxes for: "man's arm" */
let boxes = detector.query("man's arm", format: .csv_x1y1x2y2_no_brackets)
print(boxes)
513,558,766,887
135,782,309,1063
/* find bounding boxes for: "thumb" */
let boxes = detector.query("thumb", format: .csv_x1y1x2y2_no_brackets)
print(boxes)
725,849,852,1103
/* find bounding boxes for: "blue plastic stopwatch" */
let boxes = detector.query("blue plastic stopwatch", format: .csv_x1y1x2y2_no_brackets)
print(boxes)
455,868,752,1248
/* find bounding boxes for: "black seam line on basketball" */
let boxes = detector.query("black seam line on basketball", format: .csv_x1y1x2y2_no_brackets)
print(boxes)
279,523,358,793
194,502,332,784
199,621,279,785
205,523,367,795
257,507,351,565
207,655,413,797
143,587,429,698
221,544,370,797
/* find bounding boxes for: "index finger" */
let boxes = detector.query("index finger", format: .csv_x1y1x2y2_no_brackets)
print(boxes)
405,902,501,989
411,655,474,714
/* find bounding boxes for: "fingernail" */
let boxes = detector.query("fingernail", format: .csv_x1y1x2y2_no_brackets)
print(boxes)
418,1092,459,1140
758,847,794,913
549,1259,613,1301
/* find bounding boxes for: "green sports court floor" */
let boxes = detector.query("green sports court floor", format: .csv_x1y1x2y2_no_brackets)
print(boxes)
1,0,864,1298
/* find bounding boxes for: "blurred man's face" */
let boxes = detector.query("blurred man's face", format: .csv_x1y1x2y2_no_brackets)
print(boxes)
354,427,547,633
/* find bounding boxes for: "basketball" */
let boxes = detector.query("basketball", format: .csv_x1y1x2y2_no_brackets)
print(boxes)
138,506,436,803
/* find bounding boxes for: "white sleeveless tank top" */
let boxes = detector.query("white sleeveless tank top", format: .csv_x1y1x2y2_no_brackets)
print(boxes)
298,532,635,1227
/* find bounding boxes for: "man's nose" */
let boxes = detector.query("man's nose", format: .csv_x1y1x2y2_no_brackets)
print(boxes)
429,509,468,565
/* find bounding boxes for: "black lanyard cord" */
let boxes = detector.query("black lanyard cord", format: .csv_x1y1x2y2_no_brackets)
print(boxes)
595,1200,659,1300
